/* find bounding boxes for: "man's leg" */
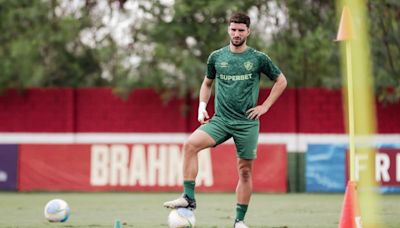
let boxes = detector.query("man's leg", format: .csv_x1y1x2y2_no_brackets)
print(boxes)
181,129,216,201
234,159,253,228
163,129,215,209
182,129,215,180
232,122,258,227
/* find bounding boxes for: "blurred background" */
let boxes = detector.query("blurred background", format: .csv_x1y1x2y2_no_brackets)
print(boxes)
1,0,399,100
0,0,400,216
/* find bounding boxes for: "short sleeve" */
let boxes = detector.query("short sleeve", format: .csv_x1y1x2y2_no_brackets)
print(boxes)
260,53,281,81
205,52,216,79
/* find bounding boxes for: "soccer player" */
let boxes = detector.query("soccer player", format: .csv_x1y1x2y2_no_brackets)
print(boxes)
163,12,287,228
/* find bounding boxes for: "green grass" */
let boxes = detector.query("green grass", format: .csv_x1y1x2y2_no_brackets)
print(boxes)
0,192,399,228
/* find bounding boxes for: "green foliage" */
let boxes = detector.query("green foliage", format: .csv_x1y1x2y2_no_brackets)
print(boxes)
0,1,105,91
0,0,399,102
267,1,340,88
369,0,400,102
136,0,265,97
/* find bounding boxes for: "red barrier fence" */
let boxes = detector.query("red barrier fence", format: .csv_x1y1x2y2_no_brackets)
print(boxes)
0,88,399,133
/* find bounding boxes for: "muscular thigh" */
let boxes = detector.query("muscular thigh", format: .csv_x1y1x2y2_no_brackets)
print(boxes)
198,117,232,146
186,128,216,150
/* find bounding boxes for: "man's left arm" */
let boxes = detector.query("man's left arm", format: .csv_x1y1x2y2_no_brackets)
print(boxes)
246,73,287,120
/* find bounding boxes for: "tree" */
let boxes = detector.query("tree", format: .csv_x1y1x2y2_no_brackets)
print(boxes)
0,0,399,102
134,0,269,97
0,1,108,92
369,0,400,102
267,0,340,88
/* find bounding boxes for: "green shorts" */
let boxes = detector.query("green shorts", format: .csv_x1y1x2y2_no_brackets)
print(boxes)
199,116,259,159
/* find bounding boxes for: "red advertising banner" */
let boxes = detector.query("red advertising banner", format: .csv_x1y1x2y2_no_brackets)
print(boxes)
19,144,91,191
19,144,287,192
375,148,400,186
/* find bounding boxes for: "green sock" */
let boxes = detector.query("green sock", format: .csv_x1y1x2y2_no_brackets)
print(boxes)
183,180,196,200
235,203,248,221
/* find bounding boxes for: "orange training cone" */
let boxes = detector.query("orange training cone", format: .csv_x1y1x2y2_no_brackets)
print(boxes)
339,181,361,228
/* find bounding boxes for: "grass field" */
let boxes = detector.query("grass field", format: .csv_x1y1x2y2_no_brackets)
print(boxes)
0,192,399,228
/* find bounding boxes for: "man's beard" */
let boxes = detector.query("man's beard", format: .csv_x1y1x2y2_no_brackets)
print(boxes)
231,37,246,47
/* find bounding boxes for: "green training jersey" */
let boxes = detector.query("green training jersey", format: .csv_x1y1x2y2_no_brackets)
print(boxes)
206,46,281,123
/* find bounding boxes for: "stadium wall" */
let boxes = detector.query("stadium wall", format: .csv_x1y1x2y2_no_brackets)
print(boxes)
0,88,399,192
1,88,399,133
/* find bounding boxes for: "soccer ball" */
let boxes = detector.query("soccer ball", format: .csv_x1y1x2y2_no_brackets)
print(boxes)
44,199,70,222
168,208,196,228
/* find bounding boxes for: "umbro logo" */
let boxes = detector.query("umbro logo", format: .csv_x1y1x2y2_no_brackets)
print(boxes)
219,62,229,67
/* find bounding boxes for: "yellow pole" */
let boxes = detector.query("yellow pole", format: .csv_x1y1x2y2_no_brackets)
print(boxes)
335,4,356,181
345,41,356,181
337,1,382,227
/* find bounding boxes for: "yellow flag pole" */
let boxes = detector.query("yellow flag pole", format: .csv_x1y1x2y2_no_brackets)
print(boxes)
335,5,355,181
345,41,356,181
336,5,362,228
337,2,382,227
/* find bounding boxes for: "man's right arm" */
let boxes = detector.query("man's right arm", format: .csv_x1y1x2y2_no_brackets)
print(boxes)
198,77,214,124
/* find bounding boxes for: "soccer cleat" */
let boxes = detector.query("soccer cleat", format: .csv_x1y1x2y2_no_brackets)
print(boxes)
163,194,196,210
234,219,249,228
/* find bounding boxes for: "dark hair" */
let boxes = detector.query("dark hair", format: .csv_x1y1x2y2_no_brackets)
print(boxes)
229,13,250,28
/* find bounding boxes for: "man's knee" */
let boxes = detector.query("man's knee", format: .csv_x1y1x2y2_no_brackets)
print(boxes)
238,165,252,182
184,130,215,154
183,140,200,154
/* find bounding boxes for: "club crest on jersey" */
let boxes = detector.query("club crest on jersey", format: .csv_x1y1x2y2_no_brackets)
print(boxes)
244,61,253,71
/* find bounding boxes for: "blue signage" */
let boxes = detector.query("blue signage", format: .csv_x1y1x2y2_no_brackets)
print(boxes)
306,144,400,193
306,144,346,192
0,144,18,190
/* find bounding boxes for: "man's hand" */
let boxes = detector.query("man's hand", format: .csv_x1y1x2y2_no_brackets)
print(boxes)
247,74,286,120
198,101,210,124
246,105,269,120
